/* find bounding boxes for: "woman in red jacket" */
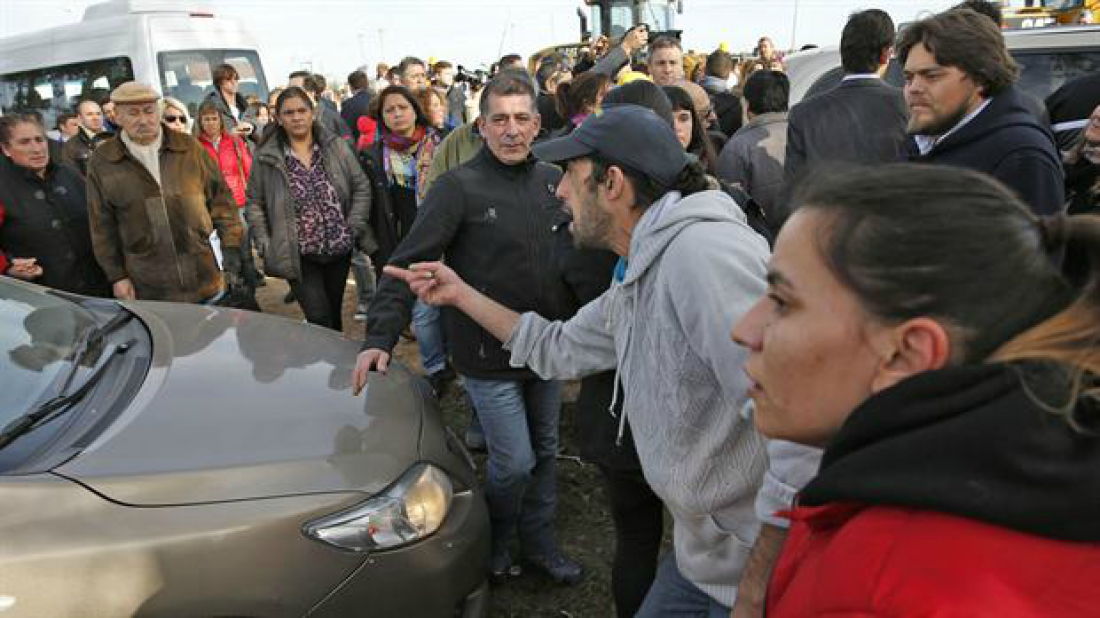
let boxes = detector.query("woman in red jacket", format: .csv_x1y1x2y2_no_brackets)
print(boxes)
732,163,1100,617
196,100,262,291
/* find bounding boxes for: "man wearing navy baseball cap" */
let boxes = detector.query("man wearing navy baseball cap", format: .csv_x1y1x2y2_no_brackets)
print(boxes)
384,103,820,617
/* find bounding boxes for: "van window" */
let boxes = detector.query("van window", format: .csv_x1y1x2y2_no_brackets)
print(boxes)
158,49,268,118
0,57,134,128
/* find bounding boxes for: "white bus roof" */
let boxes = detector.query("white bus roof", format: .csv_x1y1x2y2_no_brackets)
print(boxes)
0,0,255,76
81,0,217,21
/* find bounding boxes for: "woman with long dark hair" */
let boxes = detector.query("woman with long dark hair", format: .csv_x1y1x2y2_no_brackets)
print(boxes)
358,84,450,390
733,164,1100,616
549,70,611,137
245,86,373,331
662,84,720,174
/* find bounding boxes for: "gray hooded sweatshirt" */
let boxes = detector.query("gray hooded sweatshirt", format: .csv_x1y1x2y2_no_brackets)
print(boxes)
506,189,820,607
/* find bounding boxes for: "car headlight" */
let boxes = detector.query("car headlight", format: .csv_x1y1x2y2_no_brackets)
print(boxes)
303,463,454,553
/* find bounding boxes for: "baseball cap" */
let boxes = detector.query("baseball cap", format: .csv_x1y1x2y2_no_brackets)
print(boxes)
532,104,690,188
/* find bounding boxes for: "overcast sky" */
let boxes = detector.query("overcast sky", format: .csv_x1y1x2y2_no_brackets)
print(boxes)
3,0,966,84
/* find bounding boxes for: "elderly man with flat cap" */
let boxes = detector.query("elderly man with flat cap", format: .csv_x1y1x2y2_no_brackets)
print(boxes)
86,81,244,303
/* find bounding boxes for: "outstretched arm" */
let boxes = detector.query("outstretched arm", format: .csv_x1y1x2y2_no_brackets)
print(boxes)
384,261,520,342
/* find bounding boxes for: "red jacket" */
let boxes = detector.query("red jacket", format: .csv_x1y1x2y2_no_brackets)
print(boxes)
198,132,252,207
767,502,1100,617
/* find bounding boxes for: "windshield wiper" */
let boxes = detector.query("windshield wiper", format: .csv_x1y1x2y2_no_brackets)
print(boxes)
0,310,136,451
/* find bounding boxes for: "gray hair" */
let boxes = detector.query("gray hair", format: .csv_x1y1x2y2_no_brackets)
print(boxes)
478,69,538,119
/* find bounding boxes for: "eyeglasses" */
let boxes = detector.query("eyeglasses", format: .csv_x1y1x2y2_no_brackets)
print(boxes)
164,115,186,123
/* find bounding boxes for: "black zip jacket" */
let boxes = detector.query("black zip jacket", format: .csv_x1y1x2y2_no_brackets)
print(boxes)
907,87,1064,215
801,362,1100,542
0,161,110,297
364,145,573,380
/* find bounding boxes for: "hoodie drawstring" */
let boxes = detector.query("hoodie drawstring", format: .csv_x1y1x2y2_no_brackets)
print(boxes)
609,283,640,446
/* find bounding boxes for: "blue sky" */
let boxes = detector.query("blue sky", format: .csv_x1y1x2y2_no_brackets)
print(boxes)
3,0,966,84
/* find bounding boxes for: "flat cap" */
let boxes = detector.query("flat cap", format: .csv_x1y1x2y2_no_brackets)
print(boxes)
110,81,161,104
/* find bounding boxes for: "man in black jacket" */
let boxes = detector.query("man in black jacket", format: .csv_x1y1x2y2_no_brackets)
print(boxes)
784,9,908,188
341,69,371,143
900,9,1064,215
59,99,112,176
352,70,582,585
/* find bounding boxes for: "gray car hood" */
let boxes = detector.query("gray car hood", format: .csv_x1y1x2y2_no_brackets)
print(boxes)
55,301,423,506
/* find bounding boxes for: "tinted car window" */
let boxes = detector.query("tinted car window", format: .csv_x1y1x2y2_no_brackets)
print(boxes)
1014,50,1100,98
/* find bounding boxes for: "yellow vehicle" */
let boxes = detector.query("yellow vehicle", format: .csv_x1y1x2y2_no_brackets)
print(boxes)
528,0,681,72
1003,0,1099,29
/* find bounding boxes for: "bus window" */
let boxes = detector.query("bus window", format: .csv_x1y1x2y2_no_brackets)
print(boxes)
157,49,268,118
0,57,133,128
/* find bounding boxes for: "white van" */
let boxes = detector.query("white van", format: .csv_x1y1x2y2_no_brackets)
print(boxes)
0,0,270,127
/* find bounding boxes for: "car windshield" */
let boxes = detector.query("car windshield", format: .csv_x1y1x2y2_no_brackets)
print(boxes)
1,283,97,424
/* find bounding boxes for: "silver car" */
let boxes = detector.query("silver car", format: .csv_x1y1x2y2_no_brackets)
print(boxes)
0,278,490,617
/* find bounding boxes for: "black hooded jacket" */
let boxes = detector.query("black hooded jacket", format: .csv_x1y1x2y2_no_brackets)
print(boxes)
907,87,1064,215
801,362,1100,542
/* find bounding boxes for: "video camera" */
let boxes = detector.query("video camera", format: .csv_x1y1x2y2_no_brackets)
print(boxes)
455,65,489,88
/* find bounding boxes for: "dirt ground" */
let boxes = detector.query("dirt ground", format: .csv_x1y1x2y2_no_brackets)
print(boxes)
255,277,623,618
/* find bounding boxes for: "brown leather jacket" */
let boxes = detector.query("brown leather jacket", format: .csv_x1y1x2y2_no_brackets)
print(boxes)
87,127,243,303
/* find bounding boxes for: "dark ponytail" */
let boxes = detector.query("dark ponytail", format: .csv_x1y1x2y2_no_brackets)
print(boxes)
993,214,1100,400
792,163,1100,419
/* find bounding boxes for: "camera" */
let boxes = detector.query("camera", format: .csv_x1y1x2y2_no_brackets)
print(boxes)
455,65,489,88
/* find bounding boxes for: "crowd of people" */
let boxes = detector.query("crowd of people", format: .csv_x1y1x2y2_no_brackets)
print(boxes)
2,0,1100,616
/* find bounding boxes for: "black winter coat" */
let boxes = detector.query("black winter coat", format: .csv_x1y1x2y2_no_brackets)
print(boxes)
364,146,573,380
0,162,110,297
908,87,1064,215
358,142,402,274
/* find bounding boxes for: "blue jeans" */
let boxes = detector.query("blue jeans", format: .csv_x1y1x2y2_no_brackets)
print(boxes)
462,376,562,557
412,300,446,376
635,553,732,618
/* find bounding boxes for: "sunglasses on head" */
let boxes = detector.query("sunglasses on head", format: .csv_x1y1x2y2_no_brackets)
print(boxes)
164,115,185,123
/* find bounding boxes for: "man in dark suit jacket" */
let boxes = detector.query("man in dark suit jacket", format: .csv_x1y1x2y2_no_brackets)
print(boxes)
900,9,1063,215
784,10,908,187
342,69,372,143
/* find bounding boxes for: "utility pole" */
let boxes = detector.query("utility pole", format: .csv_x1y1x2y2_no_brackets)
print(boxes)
790,0,801,52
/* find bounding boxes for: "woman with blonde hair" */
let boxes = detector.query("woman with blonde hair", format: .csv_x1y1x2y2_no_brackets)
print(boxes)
161,96,191,133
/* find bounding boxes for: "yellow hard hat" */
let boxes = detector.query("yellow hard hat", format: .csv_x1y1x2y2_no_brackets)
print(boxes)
617,71,652,86
719,42,729,52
